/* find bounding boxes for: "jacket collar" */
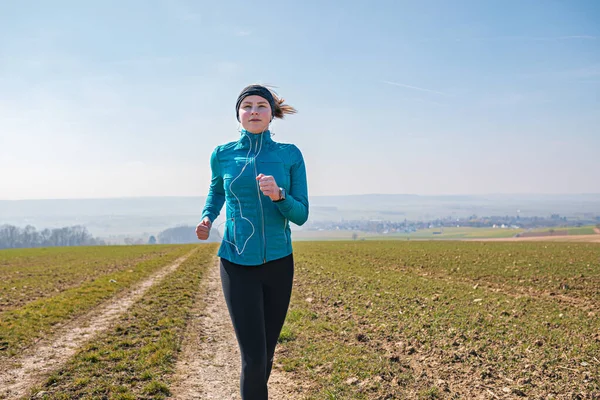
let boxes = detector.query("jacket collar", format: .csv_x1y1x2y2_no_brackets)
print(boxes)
237,129,274,151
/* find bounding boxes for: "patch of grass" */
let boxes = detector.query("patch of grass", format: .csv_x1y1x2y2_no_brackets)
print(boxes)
28,244,217,399
143,380,171,396
112,394,136,400
0,245,196,358
278,325,296,343
140,371,153,381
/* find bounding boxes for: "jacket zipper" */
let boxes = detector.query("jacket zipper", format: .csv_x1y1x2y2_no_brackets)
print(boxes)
252,139,266,264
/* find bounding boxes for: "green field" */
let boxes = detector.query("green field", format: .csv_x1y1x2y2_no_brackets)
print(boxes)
296,226,520,240
0,245,192,313
0,245,195,358
1,241,598,399
526,225,598,235
379,226,522,239
296,225,599,241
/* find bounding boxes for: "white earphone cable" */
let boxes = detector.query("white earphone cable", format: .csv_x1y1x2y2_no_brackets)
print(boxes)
213,126,268,255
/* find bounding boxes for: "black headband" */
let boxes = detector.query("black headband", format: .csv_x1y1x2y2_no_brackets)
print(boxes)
236,85,276,121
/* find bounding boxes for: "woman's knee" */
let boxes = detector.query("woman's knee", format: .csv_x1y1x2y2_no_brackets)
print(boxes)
242,354,267,379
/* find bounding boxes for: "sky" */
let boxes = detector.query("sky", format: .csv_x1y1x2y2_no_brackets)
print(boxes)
1,0,599,200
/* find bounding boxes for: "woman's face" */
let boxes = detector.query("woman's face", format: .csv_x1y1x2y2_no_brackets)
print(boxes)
238,95,272,134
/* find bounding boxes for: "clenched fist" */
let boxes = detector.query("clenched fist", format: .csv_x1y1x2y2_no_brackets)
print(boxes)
256,173,281,201
196,217,212,240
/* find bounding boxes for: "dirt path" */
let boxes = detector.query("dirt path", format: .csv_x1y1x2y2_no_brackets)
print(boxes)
169,257,296,400
169,257,241,399
0,250,196,400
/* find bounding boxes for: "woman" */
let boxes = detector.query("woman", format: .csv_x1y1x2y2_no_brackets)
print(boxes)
196,84,309,399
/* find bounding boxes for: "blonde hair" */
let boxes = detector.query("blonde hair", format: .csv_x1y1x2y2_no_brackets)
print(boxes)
268,87,297,119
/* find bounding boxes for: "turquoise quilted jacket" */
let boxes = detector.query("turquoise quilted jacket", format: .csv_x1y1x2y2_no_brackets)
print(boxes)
201,129,309,265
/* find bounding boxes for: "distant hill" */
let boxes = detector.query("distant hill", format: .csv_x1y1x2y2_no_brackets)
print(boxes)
1,194,599,239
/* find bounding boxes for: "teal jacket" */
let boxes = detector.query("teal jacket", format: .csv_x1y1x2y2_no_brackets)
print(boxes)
201,129,309,265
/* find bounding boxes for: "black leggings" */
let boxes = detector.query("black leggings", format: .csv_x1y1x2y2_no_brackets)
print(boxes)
219,253,294,400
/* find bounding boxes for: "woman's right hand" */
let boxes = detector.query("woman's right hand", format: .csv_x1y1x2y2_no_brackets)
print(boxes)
196,217,212,240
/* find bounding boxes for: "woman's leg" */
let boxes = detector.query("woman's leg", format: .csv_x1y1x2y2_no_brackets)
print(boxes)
220,258,268,400
261,254,294,383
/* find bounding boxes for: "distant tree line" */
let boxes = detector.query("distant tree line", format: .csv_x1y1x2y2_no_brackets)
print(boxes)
0,224,105,249
307,213,599,234
158,226,198,244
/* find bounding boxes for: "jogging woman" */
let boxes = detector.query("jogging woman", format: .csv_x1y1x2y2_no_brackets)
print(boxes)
196,84,309,399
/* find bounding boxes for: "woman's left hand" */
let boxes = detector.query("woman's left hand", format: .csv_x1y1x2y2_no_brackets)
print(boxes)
256,173,281,201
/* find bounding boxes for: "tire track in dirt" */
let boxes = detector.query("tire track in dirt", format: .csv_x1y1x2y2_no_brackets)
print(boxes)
169,257,296,400
0,250,197,400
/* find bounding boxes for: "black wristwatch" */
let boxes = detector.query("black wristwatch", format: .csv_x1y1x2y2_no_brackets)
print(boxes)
273,187,286,202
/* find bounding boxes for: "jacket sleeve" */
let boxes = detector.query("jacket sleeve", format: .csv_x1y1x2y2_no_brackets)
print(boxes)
201,147,225,223
274,145,309,225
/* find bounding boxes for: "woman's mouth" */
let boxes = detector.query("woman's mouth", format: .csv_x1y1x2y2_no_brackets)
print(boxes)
249,119,261,122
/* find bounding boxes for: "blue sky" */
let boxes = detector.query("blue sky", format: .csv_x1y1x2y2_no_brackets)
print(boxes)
1,0,598,200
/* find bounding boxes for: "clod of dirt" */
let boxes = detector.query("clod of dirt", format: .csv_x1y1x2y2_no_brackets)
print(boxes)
356,333,369,342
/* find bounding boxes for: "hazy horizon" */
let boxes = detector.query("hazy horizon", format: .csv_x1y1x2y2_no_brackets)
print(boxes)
2,192,600,202
2,194,599,236
1,1,599,200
